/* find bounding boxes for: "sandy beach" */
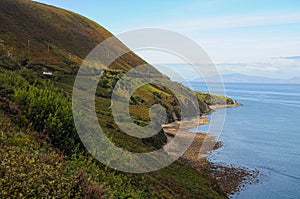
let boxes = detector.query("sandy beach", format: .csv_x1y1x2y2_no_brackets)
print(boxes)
163,104,259,195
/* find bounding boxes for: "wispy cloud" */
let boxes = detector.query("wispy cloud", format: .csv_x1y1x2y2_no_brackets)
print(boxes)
153,59,300,80
160,12,300,31
245,66,279,72
215,58,300,77
217,63,279,73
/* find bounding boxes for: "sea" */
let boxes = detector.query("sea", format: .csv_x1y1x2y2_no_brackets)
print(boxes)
188,82,300,199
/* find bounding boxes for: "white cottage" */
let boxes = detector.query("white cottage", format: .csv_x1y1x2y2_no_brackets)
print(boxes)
43,72,53,76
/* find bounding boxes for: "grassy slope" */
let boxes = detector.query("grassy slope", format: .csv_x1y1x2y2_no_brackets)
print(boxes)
0,67,227,198
0,0,231,198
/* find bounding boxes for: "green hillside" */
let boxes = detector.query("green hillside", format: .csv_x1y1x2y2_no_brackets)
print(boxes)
0,0,232,198
0,0,146,72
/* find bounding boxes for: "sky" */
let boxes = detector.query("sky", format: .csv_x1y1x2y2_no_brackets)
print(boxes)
34,0,300,79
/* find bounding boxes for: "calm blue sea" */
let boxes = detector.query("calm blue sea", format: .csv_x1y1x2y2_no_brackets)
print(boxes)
189,82,300,199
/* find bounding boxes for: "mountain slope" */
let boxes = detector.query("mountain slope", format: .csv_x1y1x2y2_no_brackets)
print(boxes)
0,0,147,72
1,0,219,124
0,0,230,198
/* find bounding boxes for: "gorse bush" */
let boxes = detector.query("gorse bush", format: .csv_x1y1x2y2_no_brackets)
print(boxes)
0,111,105,199
13,81,81,154
0,107,152,198
0,69,28,97
0,69,80,154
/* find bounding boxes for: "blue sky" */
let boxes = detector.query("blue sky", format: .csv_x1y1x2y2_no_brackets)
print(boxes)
35,0,300,79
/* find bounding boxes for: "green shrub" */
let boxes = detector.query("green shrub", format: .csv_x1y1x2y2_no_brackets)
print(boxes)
13,82,81,154
0,112,105,198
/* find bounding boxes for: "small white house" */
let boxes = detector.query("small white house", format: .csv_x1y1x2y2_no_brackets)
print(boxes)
43,71,53,76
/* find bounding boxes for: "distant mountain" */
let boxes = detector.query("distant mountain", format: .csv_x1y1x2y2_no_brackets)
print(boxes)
194,73,300,84
287,76,300,84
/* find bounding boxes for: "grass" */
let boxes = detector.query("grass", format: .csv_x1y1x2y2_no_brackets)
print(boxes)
0,66,228,198
0,0,146,73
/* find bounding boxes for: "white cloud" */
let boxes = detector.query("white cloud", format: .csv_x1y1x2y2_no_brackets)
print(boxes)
214,58,300,78
244,66,279,72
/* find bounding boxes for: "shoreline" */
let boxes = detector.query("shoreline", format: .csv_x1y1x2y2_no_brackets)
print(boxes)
163,104,259,196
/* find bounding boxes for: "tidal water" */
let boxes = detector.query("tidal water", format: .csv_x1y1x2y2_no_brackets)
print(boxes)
189,82,300,199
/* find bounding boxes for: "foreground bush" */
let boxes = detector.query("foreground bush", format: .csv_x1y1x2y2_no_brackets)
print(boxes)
13,81,82,154
0,111,105,198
